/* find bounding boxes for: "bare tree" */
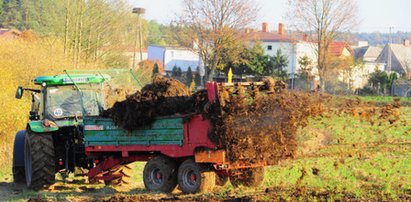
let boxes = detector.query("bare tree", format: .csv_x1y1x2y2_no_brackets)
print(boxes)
178,0,259,82
287,0,359,89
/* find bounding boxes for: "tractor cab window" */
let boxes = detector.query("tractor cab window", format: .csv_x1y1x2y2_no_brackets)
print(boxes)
46,85,101,120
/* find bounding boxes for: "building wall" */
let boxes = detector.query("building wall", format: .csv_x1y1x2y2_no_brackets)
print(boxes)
296,42,318,76
164,48,200,72
260,42,294,74
147,46,166,64
350,62,385,89
259,41,318,78
148,45,200,72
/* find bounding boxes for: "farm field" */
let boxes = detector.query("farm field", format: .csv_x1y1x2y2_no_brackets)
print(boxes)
0,98,410,201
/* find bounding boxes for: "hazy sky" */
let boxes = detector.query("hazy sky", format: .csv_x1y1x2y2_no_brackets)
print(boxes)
128,0,411,33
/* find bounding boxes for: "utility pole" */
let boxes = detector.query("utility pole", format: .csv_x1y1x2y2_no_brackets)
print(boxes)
387,26,394,72
132,8,146,70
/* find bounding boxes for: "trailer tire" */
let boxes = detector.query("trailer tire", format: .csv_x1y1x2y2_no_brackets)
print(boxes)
104,164,132,188
24,132,55,190
177,159,216,194
143,156,177,193
230,167,264,188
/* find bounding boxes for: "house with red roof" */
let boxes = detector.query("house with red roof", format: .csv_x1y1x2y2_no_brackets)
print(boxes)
329,42,353,57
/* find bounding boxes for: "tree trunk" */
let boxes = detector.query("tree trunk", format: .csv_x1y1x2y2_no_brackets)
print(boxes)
64,0,70,55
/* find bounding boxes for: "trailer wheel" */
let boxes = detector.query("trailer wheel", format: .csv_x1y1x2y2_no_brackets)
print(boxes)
230,167,265,188
143,156,177,193
104,164,132,188
177,158,216,194
24,132,55,190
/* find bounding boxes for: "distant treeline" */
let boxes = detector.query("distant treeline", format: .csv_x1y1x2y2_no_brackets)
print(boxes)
0,0,143,68
343,32,411,46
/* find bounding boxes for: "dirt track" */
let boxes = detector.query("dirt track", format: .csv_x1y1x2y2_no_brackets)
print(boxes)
1,175,410,201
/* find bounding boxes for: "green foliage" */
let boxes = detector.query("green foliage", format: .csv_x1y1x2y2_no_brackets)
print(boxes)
186,66,193,86
0,0,146,67
224,44,289,80
0,0,24,29
172,65,182,77
267,49,289,79
298,55,313,79
147,20,176,46
387,73,398,91
152,63,159,77
368,70,388,94
0,0,65,33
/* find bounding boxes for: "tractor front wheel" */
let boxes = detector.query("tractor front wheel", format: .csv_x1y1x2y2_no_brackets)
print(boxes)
177,158,216,194
143,156,178,193
24,132,56,190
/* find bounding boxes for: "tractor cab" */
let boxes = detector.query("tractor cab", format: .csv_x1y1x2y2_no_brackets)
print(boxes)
16,74,108,130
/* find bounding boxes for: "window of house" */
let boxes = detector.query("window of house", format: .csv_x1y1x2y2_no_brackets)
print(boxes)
267,45,272,50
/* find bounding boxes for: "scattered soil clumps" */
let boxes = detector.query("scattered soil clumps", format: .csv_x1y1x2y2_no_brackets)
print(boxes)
215,81,322,165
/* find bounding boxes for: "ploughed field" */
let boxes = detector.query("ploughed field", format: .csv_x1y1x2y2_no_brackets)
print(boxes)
1,95,410,201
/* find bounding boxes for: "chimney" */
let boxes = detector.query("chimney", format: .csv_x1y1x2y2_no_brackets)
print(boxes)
404,39,410,47
262,22,268,32
303,34,308,41
278,23,285,35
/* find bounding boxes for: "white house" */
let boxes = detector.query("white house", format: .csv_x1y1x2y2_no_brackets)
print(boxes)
241,23,318,74
240,23,319,86
353,42,385,88
147,45,201,73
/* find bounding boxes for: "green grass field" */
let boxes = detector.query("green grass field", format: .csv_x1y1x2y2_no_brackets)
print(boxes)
262,107,411,200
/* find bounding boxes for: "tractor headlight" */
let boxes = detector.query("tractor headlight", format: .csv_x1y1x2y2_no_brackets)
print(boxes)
42,82,46,87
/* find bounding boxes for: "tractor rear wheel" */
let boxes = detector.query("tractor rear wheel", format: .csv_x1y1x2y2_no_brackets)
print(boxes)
104,164,132,188
12,167,25,184
177,158,216,194
24,132,55,190
230,167,265,188
143,156,178,193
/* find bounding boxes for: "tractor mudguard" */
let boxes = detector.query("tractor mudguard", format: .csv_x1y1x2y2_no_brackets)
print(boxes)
28,120,59,133
13,130,26,167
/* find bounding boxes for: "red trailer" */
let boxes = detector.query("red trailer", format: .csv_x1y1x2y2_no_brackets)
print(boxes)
84,82,267,194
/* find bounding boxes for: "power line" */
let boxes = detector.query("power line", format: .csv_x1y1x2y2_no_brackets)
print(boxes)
387,26,394,72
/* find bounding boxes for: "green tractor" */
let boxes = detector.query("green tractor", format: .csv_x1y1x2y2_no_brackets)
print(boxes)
13,72,113,190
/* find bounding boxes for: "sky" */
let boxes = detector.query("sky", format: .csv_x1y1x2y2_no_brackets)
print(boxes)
128,0,411,33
